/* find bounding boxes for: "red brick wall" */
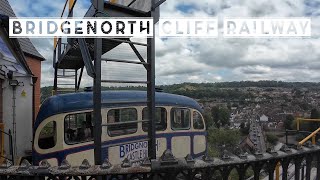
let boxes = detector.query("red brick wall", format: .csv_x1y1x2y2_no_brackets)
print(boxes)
25,56,41,122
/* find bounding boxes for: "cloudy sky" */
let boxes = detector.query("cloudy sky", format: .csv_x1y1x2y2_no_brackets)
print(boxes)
8,0,320,87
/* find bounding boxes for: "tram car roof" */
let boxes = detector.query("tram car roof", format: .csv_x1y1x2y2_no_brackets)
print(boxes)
35,91,203,129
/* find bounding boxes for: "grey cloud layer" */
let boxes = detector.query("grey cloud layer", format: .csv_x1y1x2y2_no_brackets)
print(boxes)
8,0,320,86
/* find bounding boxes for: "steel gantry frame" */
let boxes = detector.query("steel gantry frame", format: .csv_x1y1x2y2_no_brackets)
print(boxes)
53,0,164,165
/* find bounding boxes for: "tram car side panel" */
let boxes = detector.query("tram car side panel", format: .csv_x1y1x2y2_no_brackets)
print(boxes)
33,91,207,166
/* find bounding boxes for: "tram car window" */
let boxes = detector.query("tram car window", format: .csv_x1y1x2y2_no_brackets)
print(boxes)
142,107,167,131
171,108,191,130
193,111,205,130
64,112,93,144
107,108,138,137
38,121,56,149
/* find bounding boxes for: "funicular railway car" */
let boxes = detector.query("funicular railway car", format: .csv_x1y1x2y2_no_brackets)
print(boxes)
33,91,207,166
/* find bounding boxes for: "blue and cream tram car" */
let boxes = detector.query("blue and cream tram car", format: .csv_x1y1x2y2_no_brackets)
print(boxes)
33,91,207,166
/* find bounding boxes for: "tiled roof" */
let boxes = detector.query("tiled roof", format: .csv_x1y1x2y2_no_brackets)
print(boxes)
0,0,45,61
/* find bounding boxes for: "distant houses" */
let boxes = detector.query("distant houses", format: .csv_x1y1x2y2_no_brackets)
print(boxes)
259,114,269,122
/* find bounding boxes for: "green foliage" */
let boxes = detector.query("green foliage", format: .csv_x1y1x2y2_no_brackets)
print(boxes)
284,115,294,130
299,102,311,111
42,81,320,104
203,110,213,129
266,133,278,145
240,122,250,135
310,109,320,119
309,109,320,131
207,128,241,157
211,106,230,128
40,86,54,103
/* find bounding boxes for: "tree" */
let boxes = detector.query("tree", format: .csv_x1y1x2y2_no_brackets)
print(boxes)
240,122,250,135
266,133,278,145
211,106,230,128
203,110,213,129
240,122,245,129
310,109,320,119
207,128,241,156
284,115,294,130
309,109,320,131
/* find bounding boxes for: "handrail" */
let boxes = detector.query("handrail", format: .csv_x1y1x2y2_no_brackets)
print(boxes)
299,127,320,146
296,118,320,131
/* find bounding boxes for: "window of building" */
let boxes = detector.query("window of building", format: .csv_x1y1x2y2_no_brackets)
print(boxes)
193,111,205,130
171,108,190,130
142,107,167,132
64,112,93,144
107,108,137,137
38,121,56,149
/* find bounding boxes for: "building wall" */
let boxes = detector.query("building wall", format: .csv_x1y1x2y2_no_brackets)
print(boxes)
0,79,2,123
25,56,41,121
2,76,33,158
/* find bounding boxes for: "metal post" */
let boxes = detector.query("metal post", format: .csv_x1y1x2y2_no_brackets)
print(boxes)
8,130,13,164
53,48,56,69
285,130,288,145
93,0,103,165
77,67,84,90
75,70,77,92
12,86,17,158
147,0,157,160
275,162,280,180
301,163,305,179
53,66,58,94
312,135,316,145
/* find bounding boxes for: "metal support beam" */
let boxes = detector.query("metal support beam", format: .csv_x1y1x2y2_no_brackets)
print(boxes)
154,0,166,10
75,69,78,92
53,65,58,95
58,39,62,61
129,43,148,70
108,38,148,46
77,67,84,90
53,47,58,95
78,38,95,78
147,0,157,160
93,0,103,166
53,49,56,68
128,0,137,7
102,57,149,65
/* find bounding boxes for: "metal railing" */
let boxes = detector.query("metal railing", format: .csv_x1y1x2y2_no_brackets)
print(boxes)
299,127,320,146
0,144,320,179
0,125,14,165
296,118,320,131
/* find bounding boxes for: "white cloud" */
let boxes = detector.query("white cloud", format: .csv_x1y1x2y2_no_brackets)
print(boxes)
7,0,320,86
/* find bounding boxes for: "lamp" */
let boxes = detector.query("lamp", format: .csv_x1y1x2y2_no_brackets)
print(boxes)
7,70,13,80
9,79,19,87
